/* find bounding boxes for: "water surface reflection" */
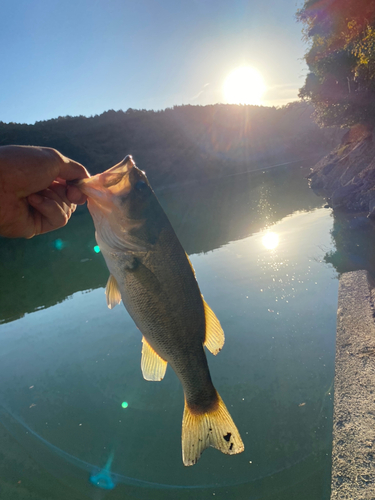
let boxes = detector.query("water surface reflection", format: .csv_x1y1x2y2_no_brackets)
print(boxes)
0,164,337,499
0,165,322,324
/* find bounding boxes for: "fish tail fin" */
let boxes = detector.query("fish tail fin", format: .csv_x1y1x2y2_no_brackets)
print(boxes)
181,392,244,466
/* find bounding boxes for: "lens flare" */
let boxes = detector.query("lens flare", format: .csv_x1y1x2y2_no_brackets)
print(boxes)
53,239,64,251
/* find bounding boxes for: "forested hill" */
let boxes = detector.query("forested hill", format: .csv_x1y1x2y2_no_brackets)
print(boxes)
0,103,341,188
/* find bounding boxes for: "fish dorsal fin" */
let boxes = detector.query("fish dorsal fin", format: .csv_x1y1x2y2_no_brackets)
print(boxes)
141,337,168,381
105,274,122,309
203,299,225,355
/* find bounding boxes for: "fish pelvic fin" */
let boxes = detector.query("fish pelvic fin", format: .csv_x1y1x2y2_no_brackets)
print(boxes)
203,300,225,355
105,274,122,309
141,337,168,381
182,392,244,466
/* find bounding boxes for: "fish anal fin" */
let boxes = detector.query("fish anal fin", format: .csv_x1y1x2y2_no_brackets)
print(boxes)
182,392,244,466
203,299,225,355
141,337,168,381
106,274,122,309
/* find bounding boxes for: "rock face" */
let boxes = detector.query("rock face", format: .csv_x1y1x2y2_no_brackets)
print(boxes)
308,125,375,216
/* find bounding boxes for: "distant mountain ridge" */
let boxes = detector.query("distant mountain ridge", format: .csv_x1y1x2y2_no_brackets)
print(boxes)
0,103,341,188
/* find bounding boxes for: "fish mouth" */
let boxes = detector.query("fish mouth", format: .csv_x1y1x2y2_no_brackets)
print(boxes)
68,156,135,201
68,176,103,198
67,177,109,212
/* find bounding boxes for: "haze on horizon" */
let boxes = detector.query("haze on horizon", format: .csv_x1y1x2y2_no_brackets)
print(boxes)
0,0,307,124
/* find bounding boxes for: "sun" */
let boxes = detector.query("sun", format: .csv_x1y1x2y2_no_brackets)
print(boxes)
223,66,266,105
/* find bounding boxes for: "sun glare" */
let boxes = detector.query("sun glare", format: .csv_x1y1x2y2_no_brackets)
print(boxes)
262,232,279,250
223,66,266,105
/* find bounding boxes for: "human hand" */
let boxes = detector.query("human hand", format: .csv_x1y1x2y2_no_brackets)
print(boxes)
0,145,89,238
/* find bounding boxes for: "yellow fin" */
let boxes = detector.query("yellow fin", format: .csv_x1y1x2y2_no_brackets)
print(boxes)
105,274,122,309
203,300,225,355
185,254,224,354
182,392,244,466
185,252,196,278
141,337,168,381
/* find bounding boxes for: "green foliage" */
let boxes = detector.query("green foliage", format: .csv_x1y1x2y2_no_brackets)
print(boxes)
0,104,338,187
297,0,375,127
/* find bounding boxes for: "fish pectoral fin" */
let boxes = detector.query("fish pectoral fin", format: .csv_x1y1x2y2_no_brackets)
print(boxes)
203,299,225,355
105,274,122,309
141,337,168,381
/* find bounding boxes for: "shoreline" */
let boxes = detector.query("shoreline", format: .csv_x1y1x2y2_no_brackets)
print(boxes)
331,270,375,498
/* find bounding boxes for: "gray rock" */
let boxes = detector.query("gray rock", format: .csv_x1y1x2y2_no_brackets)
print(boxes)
322,161,336,175
310,174,325,190
348,216,370,230
310,126,375,214
331,182,358,209
368,199,375,220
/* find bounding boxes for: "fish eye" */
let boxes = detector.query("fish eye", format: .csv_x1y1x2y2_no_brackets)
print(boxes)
134,180,147,192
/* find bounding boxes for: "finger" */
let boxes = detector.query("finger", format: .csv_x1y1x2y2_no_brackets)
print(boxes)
48,179,86,205
66,184,87,205
57,158,90,204
46,181,72,207
38,186,70,214
31,184,78,228
2,147,60,197
28,194,70,235
57,156,90,181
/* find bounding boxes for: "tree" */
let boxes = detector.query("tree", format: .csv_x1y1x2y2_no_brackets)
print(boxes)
297,0,375,127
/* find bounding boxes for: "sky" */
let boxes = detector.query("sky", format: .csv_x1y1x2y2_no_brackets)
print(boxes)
0,0,308,124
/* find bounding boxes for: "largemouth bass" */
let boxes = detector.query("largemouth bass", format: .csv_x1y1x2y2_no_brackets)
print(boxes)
73,156,244,466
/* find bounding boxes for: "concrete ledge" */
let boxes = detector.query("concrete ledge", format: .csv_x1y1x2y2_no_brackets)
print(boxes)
332,270,375,499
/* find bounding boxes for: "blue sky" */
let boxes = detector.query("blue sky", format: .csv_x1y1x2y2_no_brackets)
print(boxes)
0,0,307,124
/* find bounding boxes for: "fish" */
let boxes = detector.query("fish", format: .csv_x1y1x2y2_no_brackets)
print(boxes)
72,156,244,466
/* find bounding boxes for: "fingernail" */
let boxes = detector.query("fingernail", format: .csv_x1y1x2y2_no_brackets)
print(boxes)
28,194,43,204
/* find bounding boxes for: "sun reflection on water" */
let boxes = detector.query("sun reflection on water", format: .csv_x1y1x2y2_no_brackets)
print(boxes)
262,232,279,250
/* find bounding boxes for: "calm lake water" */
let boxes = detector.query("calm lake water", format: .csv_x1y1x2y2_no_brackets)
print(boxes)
0,164,339,499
